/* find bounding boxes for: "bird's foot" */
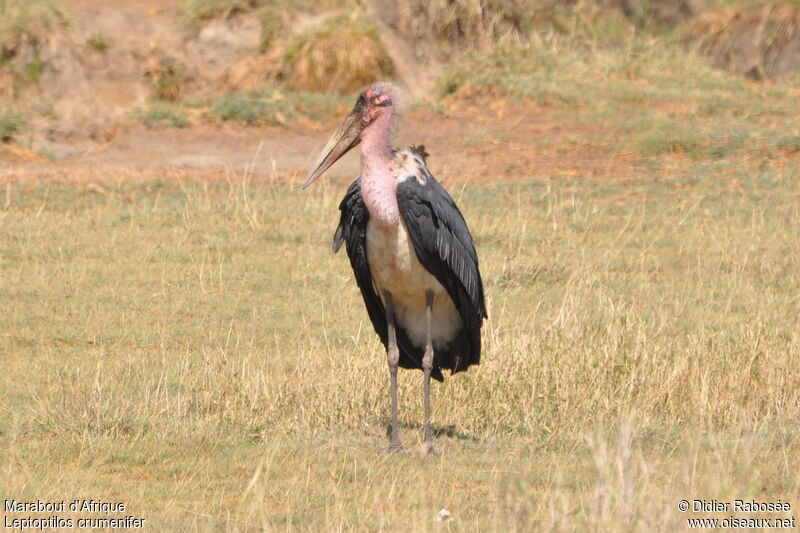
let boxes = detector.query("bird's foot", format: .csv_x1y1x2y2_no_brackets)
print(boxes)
419,441,439,457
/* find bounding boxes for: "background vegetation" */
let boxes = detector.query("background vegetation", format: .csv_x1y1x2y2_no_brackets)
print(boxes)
2,0,799,142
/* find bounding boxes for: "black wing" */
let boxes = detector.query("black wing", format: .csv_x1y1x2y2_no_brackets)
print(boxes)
396,151,487,374
333,179,445,381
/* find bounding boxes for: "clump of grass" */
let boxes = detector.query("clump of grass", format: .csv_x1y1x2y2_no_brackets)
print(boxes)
207,92,285,124
0,0,68,51
629,117,749,159
256,5,286,52
146,55,184,102
87,33,110,53
634,126,704,157
206,87,346,125
137,104,190,129
281,14,392,93
22,46,44,83
775,134,800,152
0,104,27,142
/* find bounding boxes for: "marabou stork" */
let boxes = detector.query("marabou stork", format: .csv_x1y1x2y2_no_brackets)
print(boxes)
303,81,487,453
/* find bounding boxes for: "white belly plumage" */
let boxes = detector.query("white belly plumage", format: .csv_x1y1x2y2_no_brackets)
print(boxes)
366,219,463,349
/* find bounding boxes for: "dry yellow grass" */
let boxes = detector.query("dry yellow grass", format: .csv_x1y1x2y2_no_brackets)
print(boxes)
684,0,800,80
281,13,392,93
2,155,799,529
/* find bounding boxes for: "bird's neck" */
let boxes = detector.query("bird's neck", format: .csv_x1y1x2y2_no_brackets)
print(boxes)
360,112,400,227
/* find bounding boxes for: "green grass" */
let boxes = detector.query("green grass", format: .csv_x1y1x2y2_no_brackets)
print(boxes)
443,35,800,161
130,88,347,128
2,164,799,529
137,104,191,129
22,46,44,83
776,134,800,153
0,103,27,141
0,0,65,95
88,33,110,53
0,0,68,49
206,88,348,125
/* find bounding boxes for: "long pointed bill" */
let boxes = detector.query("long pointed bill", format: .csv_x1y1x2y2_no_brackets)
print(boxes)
302,108,365,189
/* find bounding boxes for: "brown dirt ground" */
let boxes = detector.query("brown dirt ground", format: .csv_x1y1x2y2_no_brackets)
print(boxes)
1,98,635,186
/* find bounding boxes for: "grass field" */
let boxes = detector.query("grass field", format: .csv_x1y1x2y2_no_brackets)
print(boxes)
3,10,800,531
2,161,800,530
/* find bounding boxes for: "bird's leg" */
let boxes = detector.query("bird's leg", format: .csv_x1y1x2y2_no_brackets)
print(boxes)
384,291,404,453
422,291,438,455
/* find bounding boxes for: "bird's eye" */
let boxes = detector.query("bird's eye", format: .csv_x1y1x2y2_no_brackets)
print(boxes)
371,95,391,107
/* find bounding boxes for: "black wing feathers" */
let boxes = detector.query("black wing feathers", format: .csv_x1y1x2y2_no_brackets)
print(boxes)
334,179,445,381
397,163,486,374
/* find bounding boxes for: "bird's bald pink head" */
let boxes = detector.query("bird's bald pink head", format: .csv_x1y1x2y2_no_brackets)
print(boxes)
303,81,403,189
